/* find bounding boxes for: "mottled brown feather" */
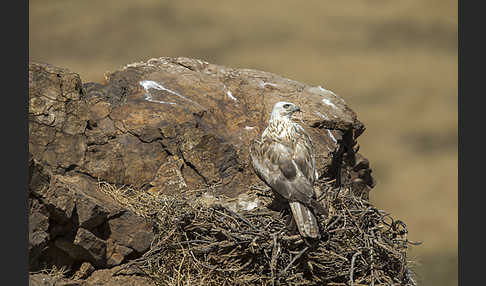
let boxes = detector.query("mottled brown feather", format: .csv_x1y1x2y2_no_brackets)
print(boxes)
249,103,327,238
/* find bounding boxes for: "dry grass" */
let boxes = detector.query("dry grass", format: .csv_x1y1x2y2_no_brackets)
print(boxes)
29,265,71,280
99,181,418,286
30,1,457,284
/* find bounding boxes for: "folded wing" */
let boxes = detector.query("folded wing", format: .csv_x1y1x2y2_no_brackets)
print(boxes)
250,139,326,238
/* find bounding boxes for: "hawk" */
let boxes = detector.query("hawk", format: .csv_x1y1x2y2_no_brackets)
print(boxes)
250,101,327,239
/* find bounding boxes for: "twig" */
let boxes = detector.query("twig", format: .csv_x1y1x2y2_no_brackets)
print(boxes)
178,239,213,245
327,227,355,233
280,235,301,241
220,205,259,231
176,243,186,286
369,232,376,286
255,192,274,198
278,246,309,277
250,185,271,192
405,268,417,286
349,251,361,286
407,240,423,246
373,239,402,258
320,249,349,262
325,215,342,231
270,234,280,286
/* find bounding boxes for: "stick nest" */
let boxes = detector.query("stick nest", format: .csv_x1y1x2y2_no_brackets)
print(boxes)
100,182,418,286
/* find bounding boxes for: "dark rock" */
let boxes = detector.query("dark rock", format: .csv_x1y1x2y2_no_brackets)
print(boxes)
72,228,107,267
41,180,77,224
29,198,50,270
73,262,95,280
106,238,134,267
107,211,154,254
28,171,156,270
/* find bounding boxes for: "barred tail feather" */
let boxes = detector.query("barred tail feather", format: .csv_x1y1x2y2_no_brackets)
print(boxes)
289,201,320,239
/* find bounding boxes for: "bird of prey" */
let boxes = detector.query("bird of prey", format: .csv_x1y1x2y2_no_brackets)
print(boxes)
250,101,327,239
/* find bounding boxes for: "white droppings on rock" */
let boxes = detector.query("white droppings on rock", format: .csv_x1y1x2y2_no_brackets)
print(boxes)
322,98,337,109
327,130,338,144
140,80,177,105
222,84,238,106
140,80,183,99
259,81,278,89
318,85,346,103
144,94,176,105
308,85,346,104
139,80,204,108
226,90,237,102
317,85,337,96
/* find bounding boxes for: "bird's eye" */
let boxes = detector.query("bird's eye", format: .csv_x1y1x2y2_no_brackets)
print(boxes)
283,104,290,109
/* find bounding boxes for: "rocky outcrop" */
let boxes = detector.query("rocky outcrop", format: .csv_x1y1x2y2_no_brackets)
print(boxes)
28,165,155,269
28,57,375,283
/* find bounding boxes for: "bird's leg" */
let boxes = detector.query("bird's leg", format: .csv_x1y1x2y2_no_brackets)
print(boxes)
280,206,298,234
266,192,288,212
285,213,298,234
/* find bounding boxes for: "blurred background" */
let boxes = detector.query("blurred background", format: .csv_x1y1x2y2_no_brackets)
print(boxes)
29,0,457,285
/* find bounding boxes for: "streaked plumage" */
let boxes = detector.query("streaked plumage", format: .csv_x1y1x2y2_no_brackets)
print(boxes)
250,102,326,238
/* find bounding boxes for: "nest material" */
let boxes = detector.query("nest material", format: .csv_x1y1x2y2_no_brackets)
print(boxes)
100,182,418,286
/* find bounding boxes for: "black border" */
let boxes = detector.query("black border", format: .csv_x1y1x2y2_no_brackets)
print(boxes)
459,0,482,285
5,0,28,283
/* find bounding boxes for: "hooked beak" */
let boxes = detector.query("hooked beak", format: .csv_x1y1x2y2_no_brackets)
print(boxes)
294,105,301,113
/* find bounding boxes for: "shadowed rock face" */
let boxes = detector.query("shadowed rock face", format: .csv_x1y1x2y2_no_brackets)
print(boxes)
28,57,375,282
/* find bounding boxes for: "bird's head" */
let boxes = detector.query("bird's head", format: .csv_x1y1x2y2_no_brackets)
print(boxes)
270,101,301,120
